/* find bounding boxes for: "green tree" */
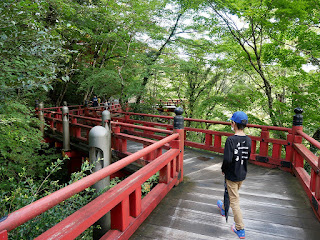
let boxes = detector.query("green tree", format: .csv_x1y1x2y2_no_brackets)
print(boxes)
0,0,65,99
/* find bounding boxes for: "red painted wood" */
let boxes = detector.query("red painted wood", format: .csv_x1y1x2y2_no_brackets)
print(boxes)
174,128,184,184
272,144,281,160
115,111,292,132
111,197,130,231
129,188,141,218
171,156,177,178
35,149,180,239
113,121,172,135
0,230,7,240
159,162,170,184
0,134,179,233
294,149,304,168
260,130,269,156
311,170,316,193
126,130,165,141
285,133,293,163
205,133,212,146
293,143,318,171
100,181,178,240
213,135,221,149
41,106,320,223
316,157,320,200
294,167,311,200
251,140,257,154
297,130,320,149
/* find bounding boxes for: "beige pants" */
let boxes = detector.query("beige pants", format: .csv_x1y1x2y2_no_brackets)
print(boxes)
226,179,244,230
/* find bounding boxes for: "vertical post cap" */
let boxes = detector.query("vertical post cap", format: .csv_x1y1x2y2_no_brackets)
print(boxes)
174,107,183,116
89,126,109,149
294,108,303,115
293,107,303,126
62,106,69,114
102,110,111,120
174,107,184,129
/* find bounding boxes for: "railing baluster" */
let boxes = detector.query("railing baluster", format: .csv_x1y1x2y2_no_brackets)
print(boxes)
260,128,269,156
205,133,212,147
316,157,320,200
129,187,141,218
251,140,257,155
111,197,130,231
159,161,171,184
293,135,303,168
311,169,316,192
272,144,281,160
213,135,221,149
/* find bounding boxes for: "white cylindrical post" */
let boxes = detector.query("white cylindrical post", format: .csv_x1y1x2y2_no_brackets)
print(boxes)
89,126,111,238
62,105,70,151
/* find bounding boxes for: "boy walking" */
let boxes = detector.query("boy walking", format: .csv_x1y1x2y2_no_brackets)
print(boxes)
217,111,251,239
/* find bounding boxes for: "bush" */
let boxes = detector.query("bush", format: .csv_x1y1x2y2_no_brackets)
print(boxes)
0,100,60,191
1,158,122,239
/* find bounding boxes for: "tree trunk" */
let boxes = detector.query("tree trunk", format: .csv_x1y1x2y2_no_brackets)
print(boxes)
135,13,182,104
56,82,69,107
83,86,94,103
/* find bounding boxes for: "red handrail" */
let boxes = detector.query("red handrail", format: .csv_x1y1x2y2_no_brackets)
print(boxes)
35,105,320,223
0,133,180,234
37,149,180,239
114,111,292,170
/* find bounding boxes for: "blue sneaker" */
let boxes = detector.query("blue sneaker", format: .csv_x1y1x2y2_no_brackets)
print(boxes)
232,224,245,239
217,200,225,216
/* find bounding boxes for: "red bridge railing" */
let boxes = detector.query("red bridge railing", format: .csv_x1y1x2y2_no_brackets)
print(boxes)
0,114,184,239
36,105,320,221
112,108,320,221
1,105,319,240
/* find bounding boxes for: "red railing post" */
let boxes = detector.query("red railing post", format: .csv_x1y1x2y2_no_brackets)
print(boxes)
285,132,294,164
251,140,257,155
292,108,304,168
71,116,79,138
47,112,53,129
272,144,281,160
124,107,130,123
129,187,141,217
143,144,153,161
213,135,221,149
111,197,130,231
173,107,184,184
315,157,320,200
112,124,121,152
260,127,269,156
205,133,212,147
159,160,171,184
0,230,8,240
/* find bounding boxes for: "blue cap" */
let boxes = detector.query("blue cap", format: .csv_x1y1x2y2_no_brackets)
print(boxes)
228,111,248,125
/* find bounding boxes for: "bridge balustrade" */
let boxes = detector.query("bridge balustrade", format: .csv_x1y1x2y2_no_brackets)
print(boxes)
112,109,320,220
41,103,121,142
0,116,184,239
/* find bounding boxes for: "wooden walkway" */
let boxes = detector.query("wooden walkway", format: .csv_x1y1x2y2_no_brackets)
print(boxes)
127,143,320,240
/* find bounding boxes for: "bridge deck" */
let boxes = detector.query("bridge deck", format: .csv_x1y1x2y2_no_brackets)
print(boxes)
128,143,320,240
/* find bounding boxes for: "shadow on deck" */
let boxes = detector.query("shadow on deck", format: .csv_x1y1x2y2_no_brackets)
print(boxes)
127,142,320,240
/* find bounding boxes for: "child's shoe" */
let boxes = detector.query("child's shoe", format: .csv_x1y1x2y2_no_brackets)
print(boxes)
232,224,245,239
217,200,225,216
